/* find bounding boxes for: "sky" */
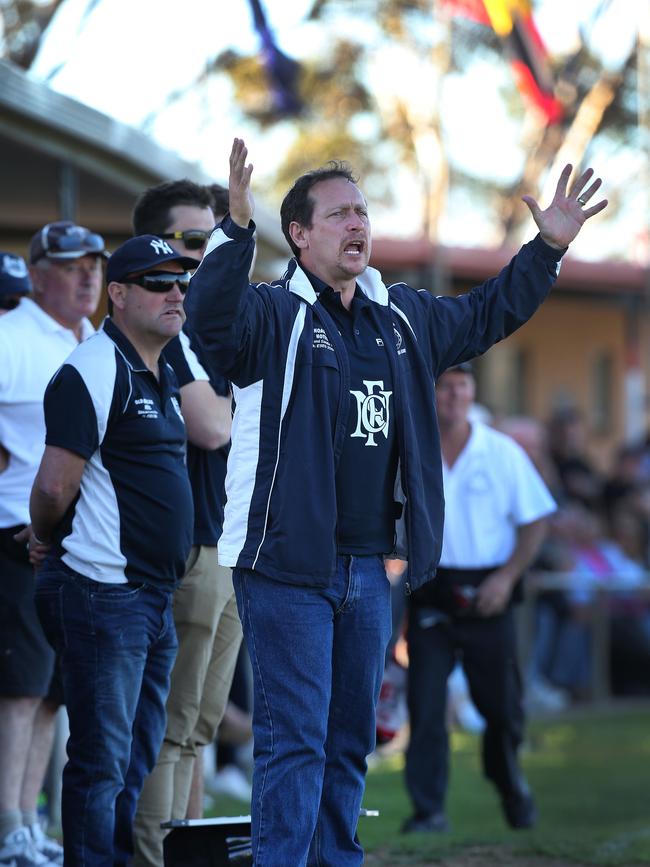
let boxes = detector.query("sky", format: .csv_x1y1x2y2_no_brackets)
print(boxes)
25,0,647,261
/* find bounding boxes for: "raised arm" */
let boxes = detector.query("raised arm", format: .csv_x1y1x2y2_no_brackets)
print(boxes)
229,138,255,228
522,164,608,250
413,164,608,375
185,138,281,385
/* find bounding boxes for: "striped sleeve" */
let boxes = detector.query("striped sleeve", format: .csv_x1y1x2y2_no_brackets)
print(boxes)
44,364,100,459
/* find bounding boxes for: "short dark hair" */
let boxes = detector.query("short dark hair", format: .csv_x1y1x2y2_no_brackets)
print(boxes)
208,184,229,221
280,161,358,258
132,179,213,235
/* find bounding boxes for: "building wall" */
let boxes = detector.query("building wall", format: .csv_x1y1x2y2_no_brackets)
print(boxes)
476,295,638,471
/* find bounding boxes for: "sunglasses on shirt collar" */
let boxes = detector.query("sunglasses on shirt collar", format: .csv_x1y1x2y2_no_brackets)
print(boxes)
36,225,106,261
158,229,210,250
126,271,192,294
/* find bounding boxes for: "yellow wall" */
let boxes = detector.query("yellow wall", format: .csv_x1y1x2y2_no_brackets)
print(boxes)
478,296,639,471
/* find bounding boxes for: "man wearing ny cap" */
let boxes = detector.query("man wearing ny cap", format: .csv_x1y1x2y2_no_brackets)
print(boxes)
131,181,242,867
28,235,196,867
0,223,105,867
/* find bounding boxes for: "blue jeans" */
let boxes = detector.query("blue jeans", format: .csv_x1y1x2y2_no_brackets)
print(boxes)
35,559,177,867
233,555,392,867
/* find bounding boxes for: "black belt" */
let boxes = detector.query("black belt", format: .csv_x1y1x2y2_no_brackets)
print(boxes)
410,565,507,615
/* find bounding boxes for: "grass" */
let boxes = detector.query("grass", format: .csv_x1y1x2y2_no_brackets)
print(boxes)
359,706,650,865
205,705,650,866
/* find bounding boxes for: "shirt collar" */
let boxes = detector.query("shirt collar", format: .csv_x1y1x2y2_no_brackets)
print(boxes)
21,297,94,339
102,317,150,373
286,259,390,307
300,265,329,296
299,264,383,310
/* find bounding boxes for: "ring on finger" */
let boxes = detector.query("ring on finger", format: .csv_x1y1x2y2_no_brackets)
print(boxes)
577,196,587,206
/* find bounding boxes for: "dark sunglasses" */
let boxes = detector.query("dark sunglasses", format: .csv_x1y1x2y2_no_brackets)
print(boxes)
127,271,192,294
159,229,210,250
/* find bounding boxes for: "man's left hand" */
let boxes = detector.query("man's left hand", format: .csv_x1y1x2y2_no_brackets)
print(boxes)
522,164,608,250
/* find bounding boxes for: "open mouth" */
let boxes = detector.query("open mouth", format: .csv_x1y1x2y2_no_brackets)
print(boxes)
343,240,364,256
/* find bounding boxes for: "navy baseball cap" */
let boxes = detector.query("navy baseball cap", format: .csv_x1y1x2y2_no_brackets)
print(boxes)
0,252,32,297
106,236,199,284
29,221,107,264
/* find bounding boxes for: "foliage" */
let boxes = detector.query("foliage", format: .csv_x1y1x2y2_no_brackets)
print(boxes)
210,1,640,246
2,0,643,253
0,0,65,69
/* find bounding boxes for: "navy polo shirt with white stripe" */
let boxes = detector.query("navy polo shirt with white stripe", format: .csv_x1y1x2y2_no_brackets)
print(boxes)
305,267,398,555
42,317,194,590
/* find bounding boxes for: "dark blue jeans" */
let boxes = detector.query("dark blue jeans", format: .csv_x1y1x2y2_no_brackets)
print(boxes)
35,559,177,867
233,555,392,867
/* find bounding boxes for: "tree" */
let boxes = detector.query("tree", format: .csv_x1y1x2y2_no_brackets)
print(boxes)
202,0,640,252
7,0,642,257
0,0,67,69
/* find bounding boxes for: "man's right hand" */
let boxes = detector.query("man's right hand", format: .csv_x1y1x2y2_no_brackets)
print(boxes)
229,138,255,228
14,525,52,568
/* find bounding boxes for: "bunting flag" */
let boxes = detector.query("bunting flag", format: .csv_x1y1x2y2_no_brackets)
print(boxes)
441,0,563,124
247,0,303,118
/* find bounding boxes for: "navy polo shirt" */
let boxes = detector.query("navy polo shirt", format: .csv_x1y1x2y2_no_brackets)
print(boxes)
163,330,230,546
42,317,194,590
304,267,398,555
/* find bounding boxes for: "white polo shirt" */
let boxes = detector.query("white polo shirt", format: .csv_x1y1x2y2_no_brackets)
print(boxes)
440,420,556,569
0,298,94,527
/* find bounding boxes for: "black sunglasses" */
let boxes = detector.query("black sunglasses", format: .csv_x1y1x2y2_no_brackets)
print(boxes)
127,271,192,295
159,230,210,250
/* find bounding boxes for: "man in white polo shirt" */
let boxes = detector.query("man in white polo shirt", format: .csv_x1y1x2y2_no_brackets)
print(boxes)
0,222,105,867
0,252,32,473
402,362,556,834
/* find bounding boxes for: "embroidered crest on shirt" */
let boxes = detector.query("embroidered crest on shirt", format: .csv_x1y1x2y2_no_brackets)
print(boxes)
134,397,159,419
313,326,335,352
350,380,392,447
393,326,406,355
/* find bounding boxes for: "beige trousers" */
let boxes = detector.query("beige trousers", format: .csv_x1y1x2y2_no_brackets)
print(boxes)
132,545,242,867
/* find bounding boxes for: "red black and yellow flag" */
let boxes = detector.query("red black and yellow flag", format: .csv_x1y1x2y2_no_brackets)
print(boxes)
441,0,563,124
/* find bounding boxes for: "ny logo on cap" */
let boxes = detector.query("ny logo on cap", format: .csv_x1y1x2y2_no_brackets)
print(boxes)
150,238,175,256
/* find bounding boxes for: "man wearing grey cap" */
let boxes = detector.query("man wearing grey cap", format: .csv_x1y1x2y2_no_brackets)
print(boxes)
0,223,105,867
29,235,196,867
